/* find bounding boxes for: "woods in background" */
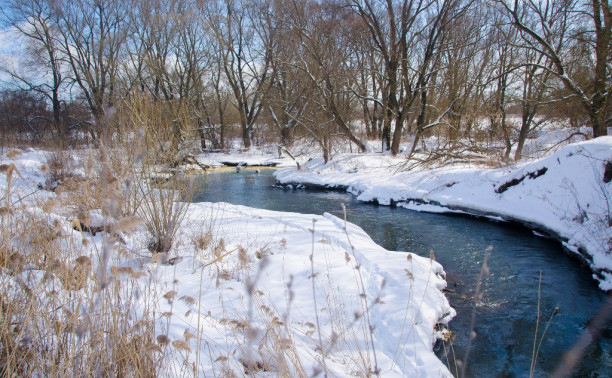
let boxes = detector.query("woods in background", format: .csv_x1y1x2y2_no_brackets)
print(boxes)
1,0,610,161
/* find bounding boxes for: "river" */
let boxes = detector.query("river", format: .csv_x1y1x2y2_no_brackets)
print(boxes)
192,168,611,377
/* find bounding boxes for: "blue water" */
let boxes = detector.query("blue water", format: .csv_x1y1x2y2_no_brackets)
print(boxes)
192,169,611,377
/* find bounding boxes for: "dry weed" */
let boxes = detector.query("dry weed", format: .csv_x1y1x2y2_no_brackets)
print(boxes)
0,144,161,377
6,149,22,159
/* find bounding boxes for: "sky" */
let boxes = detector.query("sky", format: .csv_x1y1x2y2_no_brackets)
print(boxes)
0,26,22,84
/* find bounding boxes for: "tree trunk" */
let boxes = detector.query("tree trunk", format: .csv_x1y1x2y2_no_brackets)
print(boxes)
52,89,62,143
515,133,526,160
500,113,512,160
381,116,391,151
322,134,330,163
591,113,607,138
515,101,538,160
242,125,252,149
362,100,372,138
280,126,294,147
390,112,403,155
408,128,422,157
591,0,611,137
197,120,206,150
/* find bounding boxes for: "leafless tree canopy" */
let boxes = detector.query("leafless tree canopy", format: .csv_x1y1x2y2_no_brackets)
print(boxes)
0,0,610,158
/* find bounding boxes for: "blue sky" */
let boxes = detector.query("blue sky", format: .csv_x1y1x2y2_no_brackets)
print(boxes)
0,26,24,85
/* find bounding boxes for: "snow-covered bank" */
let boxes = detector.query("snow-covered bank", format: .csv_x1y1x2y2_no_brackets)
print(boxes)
163,202,454,376
0,147,454,376
275,137,612,291
190,144,298,169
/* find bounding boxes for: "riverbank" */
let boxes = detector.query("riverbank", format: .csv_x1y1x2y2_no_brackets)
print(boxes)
275,137,612,291
0,146,454,376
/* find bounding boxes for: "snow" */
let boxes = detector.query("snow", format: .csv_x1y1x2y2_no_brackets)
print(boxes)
275,137,612,291
0,147,455,376
159,203,454,376
191,143,299,169
3,134,609,376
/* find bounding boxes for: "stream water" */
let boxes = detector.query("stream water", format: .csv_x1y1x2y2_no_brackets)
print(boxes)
192,169,611,377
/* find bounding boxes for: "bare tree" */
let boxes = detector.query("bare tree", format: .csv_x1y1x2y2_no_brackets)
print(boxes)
350,0,470,155
288,0,368,159
351,25,384,140
350,0,430,153
265,2,313,147
129,0,180,101
513,48,555,160
53,0,129,140
164,2,213,153
484,14,519,159
202,39,232,150
496,0,612,138
207,0,278,149
267,63,311,147
436,4,491,143
0,89,51,143
406,0,475,156
0,0,65,141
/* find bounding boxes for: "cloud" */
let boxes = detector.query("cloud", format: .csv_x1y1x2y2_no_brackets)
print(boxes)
0,26,23,56
0,26,25,84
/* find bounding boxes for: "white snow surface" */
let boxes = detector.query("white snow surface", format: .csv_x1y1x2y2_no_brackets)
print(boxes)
0,147,455,376
275,137,612,291
164,203,454,376
191,143,299,169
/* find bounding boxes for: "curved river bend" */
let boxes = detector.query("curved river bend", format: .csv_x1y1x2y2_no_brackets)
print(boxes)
192,169,611,377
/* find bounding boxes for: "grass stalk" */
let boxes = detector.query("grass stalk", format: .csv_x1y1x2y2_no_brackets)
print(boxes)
530,271,560,377
341,203,379,375
460,245,492,378
530,271,543,377
309,218,329,376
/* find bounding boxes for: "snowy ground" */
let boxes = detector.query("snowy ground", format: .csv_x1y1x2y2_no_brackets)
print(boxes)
191,142,303,169
274,137,612,291
2,130,609,376
0,147,454,376
160,203,454,376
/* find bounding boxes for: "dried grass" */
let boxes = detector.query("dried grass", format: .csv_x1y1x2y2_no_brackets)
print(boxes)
0,145,159,377
6,149,22,159
1,131,448,377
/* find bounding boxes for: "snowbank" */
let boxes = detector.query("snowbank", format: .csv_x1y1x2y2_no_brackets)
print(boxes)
160,202,454,376
191,144,298,169
275,137,612,291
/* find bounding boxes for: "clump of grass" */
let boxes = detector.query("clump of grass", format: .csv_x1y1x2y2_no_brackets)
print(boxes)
6,149,22,160
0,145,160,376
137,176,192,254
43,150,79,192
117,95,194,255
192,230,214,252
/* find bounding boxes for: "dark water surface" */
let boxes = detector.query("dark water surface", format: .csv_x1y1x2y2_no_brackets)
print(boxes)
192,169,611,377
